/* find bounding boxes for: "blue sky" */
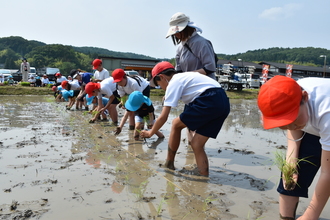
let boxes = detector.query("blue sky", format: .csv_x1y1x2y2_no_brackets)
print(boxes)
1,0,329,59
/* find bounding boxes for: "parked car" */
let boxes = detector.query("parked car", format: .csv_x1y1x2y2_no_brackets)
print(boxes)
38,67,60,82
30,67,37,77
124,70,139,76
0,69,12,81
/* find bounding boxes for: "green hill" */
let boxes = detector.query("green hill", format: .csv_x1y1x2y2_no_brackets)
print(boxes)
0,36,329,75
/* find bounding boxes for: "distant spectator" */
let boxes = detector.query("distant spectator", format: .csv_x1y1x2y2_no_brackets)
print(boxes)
41,74,50,87
20,58,30,82
92,59,109,82
67,76,73,82
28,75,36,87
35,76,42,87
0,73,4,84
7,75,14,86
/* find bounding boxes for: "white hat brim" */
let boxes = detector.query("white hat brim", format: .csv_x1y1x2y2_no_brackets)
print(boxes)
166,21,188,38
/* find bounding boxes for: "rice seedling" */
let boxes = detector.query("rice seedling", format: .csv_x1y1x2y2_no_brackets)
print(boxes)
157,196,167,216
274,150,315,190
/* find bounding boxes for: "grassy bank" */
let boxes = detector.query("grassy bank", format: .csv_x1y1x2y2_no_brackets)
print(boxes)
0,85,259,99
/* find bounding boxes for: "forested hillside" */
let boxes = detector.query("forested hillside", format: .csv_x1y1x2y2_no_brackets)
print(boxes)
0,36,329,75
218,47,330,67
0,36,156,74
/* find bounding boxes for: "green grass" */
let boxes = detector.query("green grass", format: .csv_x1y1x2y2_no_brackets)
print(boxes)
0,85,53,95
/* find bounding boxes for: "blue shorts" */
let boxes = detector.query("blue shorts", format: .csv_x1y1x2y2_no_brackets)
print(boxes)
179,88,230,139
111,90,120,104
142,85,150,97
277,133,321,198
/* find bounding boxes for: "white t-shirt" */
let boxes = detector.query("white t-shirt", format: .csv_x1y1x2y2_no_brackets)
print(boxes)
0,73,4,83
164,72,220,107
69,79,81,90
94,68,109,81
97,77,117,98
117,76,149,97
41,78,50,84
56,76,67,83
298,77,330,151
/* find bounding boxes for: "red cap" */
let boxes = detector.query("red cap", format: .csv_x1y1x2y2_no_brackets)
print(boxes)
92,59,102,70
150,61,175,87
61,80,68,88
257,75,302,129
85,82,101,98
55,72,61,77
112,69,126,83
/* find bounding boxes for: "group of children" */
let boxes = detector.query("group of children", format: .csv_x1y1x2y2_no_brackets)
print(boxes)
53,59,330,219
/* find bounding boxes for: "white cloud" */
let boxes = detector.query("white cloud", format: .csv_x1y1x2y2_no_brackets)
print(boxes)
259,3,303,21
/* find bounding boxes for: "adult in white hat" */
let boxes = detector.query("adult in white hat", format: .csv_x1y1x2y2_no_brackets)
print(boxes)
166,12,219,146
166,12,217,80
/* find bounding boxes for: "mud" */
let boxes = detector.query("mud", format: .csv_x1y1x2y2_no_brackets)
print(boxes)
0,96,329,220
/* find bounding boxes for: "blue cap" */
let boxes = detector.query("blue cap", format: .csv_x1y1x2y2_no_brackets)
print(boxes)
62,90,74,101
86,94,95,106
125,91,151,111
8,75,13,78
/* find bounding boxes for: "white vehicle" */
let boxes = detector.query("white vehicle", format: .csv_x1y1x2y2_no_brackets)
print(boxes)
242,73,260,88
216,64,245,91
29,67,37,77
0,69,12,81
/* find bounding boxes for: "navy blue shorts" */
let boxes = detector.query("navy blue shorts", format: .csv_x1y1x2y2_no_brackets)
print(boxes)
111,90,120,104
179,88,230,139
142,85,150,97
277,133,321,198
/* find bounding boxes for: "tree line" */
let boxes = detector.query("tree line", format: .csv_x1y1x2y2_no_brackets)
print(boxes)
0,36,329,75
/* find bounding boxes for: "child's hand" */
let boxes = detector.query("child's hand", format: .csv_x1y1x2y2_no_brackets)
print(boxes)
89,119,95,123
140,130,152,138
114,127,121,135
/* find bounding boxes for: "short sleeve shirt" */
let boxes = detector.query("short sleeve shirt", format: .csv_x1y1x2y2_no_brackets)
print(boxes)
97,77,117,99
163,72,220,107
298,77,330,151
94,68,109,81
117,76,149,97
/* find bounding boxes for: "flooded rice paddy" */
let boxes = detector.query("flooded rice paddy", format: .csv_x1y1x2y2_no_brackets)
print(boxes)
0,95,329,220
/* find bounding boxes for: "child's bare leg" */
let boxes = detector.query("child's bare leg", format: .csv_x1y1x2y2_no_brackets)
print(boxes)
101,112,107,120
165,117,186,170
134,122,143,139
190,133,209,176
128,111,135,130
109,104,118,124
186,129,195,145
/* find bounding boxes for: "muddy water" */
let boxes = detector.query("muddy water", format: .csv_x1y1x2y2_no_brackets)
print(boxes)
0,96,329,220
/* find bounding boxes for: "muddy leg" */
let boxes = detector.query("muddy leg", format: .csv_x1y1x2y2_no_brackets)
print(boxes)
109,104,118,124
128,111,135,129
165,117,186,170
190,133,209,176
279,194,299,219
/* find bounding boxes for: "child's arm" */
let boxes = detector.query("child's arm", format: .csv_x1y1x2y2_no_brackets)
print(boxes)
89,98,104,122
114,110,129,135
100,95,115,112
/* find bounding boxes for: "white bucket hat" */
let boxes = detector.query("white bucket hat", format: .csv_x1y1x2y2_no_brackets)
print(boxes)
166,12,203,38
166,12,190,38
